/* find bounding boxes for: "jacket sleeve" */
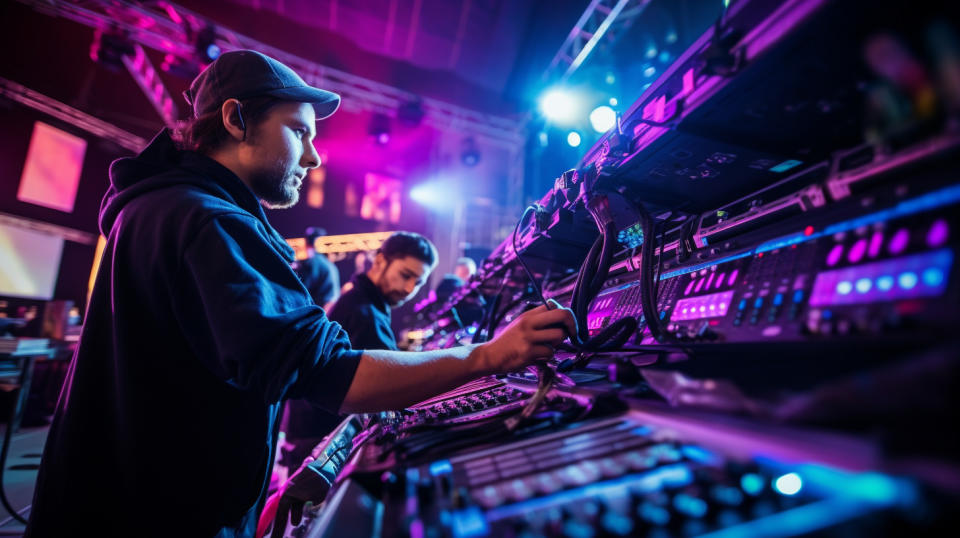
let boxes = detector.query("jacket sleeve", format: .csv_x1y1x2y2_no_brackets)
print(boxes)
173,212,362,411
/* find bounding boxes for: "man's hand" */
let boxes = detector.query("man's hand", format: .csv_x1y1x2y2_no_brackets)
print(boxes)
475,299,576,375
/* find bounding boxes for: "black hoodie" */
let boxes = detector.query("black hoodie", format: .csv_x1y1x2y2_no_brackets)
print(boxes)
26,130,362,537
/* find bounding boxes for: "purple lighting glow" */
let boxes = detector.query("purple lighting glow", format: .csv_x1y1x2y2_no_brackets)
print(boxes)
889,228,909,255
728,269,739,287
810,249,952,306
848,239,868,264
672,290,735,321
868,231,884,258
826,244,844,267
927,219,949,248
715,272,726,289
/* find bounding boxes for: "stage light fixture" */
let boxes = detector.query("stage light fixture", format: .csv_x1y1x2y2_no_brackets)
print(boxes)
194,24,220,64
368,113,391,145
89,29,134,72
461,137,480,167
397,98,425,127
539,88,578,124
567,131,582,147
589,105,617,133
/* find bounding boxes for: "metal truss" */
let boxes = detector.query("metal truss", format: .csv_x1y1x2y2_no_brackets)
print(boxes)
123,44,180,128
18,0,526,147
0,77,148,152
543,0,653,83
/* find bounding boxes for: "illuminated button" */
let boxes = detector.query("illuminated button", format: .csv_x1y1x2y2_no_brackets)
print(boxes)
855,278,872,293
738,299,747,310
868,230,884,258
836,281,853,295
825,244,844,267
898,272,918,290
715,272,726,289
773,473,802,496
922,268,944,287
792,290,804,303
753,297,763,309
876,275,894,291
927,219,949,247
772,293,783,306
889,228,909,255
728,269,739,286
740,474,764,495
847,239,867,264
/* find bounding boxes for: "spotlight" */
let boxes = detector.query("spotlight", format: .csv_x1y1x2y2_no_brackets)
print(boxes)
644,65,657,78
368,112,391,145
539,88,579,124
566,131,582,147
410,180,454,211
589,105,617,133
90,29,134,72
194,25,220,64
461,137,480,167
397,98,425,127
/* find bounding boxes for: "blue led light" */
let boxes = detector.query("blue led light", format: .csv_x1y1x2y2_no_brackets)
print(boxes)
774,473,803,496
769,159,803,173
738,299,747,310
430,459,453,476
793,290,804,303
855,278,872,293
754,297,764,309
922,268,945,287
773,293,783,306
836,281,853,295
876,275,895,291
898,272,918,290
740,473,764,495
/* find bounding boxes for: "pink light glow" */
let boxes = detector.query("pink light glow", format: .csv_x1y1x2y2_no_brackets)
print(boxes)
715,272,726,289
889,228,910,255
868,231,884,258
825,244,844,267
847,239,868,264
17,122,86,213
694,277,706,294
927,219,949,247
705,273,715,290
684,280,695,296
727,269,739,287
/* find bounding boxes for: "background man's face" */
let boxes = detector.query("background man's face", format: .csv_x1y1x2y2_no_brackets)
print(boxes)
242,101,320,209
371,254,432,307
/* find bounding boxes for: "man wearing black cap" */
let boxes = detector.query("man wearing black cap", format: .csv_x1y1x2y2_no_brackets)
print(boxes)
26,50,574,537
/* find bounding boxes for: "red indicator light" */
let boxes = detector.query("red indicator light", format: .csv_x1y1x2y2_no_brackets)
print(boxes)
804,225,814,236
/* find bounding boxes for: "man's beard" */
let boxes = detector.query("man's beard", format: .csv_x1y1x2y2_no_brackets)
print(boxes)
249,160,300,209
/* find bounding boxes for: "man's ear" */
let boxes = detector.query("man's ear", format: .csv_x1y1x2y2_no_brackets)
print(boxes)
369,252,387,277
221,99,246,142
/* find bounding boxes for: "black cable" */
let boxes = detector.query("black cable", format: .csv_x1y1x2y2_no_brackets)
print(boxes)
512,206,548,306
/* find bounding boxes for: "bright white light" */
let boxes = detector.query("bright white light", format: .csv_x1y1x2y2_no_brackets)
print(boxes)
589,105,617,133
410,182,448,209
644,66,657,78
774,473,802,495
609,97,618,106
645,46,658,59
540,89,579,123
566,131,581,147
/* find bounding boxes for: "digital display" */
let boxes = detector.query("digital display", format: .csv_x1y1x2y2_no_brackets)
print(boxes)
0,222,64,300
672,290,735,321
17,122,87,213
809,249,952,306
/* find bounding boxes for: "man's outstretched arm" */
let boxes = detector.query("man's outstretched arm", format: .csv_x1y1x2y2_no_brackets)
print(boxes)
339,302,575,413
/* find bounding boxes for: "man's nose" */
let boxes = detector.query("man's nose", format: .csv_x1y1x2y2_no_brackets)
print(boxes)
302,141,320,169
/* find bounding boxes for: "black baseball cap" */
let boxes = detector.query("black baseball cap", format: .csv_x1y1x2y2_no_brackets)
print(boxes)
183,50,341,120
